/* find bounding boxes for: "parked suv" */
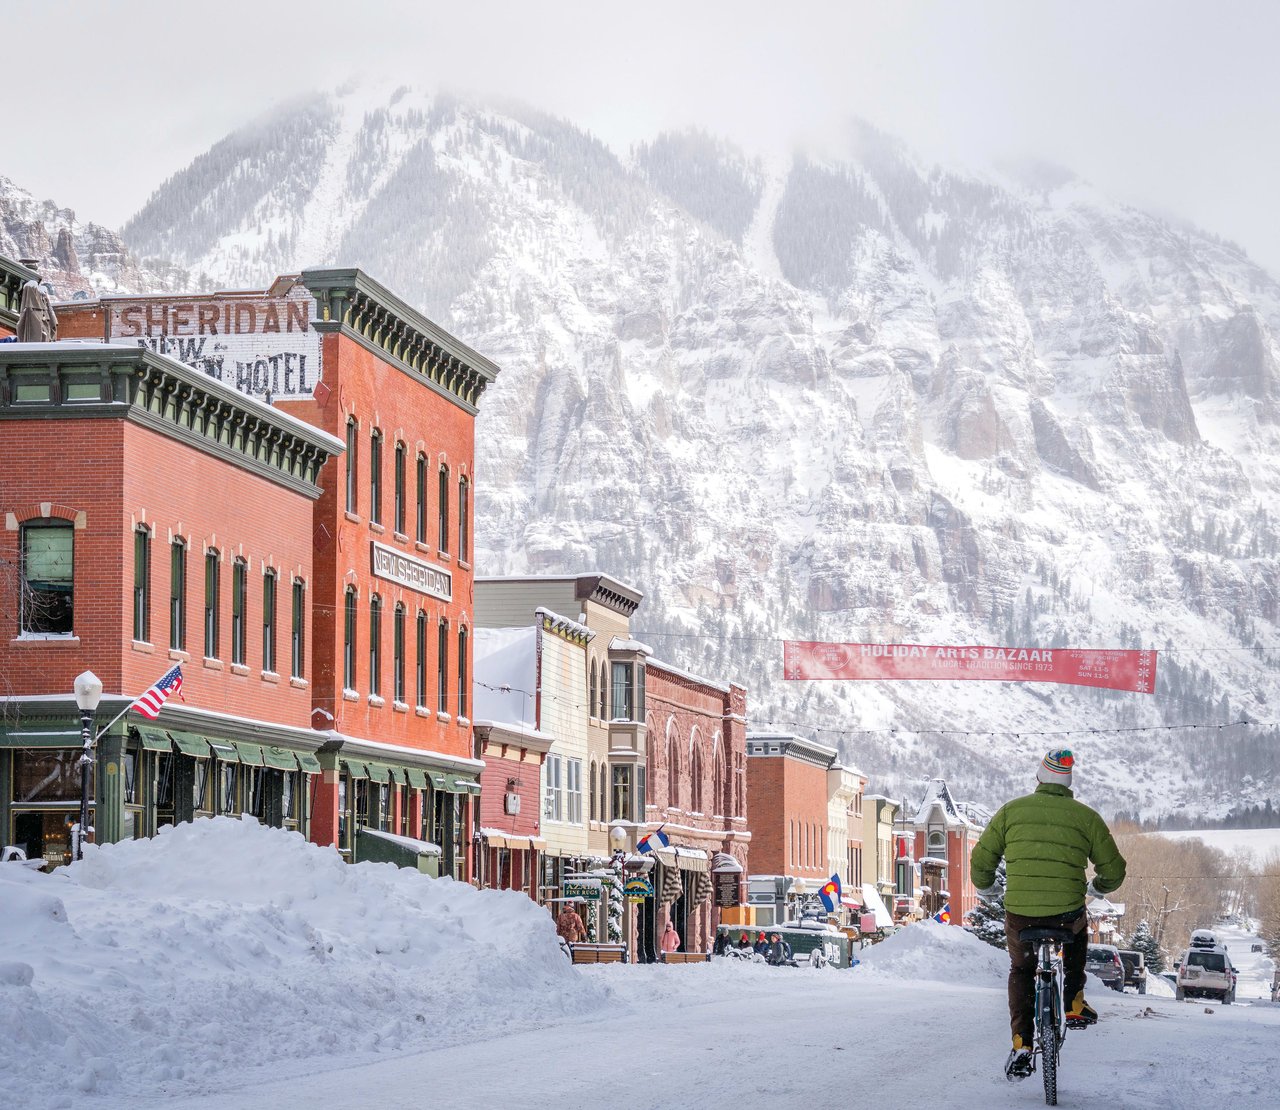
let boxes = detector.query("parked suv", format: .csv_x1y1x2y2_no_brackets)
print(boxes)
1117,949,1147,994
1085,944,1126,992
1176,939,1235,1004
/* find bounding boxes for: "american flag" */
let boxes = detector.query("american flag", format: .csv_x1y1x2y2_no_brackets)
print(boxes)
131,664,185,719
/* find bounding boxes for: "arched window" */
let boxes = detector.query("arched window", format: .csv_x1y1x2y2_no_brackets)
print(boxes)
667,730,679,809
345,417,358,514
589,761,597,822
457,626,469,718
368,594,382,697
343,586,357,689
690,742,703,813
589,660,598,719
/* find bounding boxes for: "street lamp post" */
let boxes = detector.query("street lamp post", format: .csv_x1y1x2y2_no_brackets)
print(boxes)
72,670,103,862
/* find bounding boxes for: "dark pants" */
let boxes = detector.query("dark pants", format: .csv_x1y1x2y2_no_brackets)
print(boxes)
1004,908,1088,1043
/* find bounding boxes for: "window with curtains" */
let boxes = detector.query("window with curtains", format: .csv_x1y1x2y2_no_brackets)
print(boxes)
169,537,186,650
394,442,406,535
133,525,151,642
345,417,358,514
415,453,427,544
393,603,405,702
204,549,220,658
369,430,383,526
415,609,426,707
231,558,246,665
291,578,305,679
456,626,468,718
436,619,449,713
343,587,357,689
261,569,277,673
611,661,633,721
368,595,382,697
458,476,470,563
437,464,450,552
20,518,74,634
611,765,631,823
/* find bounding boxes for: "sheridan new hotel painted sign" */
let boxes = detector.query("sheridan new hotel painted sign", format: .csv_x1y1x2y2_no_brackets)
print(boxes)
107,287,322,400
370,541,452,602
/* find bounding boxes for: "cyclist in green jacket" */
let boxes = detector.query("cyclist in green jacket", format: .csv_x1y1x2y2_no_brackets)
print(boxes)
970,749,1126,1080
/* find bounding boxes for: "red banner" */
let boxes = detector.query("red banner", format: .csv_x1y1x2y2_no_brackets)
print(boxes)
783,642,1156,694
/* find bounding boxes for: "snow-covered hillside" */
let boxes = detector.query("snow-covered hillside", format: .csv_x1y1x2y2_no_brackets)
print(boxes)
0,176,181,297
93,86,1280,818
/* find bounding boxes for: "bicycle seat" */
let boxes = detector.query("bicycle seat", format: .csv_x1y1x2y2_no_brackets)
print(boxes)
1019,927,1076,945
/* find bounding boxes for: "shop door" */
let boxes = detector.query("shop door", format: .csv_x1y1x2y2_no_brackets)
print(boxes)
639,893,658,963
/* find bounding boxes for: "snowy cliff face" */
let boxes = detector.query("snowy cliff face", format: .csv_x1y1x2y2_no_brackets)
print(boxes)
117,86,1280,821
0,176,182,298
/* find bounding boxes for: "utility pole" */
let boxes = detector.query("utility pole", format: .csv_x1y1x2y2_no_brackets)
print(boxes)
1155,885,1172,947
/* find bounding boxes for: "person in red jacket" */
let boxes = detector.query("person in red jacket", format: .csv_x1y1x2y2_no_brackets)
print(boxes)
556,902,586,945
660,920,681,954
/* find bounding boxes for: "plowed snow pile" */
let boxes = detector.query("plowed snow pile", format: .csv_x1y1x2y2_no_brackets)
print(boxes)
0,818,604,1108
856,918,1007,984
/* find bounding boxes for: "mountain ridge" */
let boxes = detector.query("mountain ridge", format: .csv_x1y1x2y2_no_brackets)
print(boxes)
19,85,1280,822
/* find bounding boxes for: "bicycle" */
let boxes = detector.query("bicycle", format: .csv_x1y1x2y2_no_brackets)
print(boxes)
1017,925,1075,1106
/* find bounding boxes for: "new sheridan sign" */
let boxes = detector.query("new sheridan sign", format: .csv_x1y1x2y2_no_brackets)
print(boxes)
370,541,452,602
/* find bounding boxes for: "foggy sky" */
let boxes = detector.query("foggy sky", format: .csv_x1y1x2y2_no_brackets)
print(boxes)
10,0,1280,272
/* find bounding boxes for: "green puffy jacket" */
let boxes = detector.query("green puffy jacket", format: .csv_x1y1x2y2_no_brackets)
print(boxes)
970,783,1126,917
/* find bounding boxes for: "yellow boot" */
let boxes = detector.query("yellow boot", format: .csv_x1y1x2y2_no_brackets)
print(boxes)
1005,1034,1033,1080
1067,992,1098,1026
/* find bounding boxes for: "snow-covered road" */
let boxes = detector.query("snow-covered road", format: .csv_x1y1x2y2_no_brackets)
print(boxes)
4,820,1278,1110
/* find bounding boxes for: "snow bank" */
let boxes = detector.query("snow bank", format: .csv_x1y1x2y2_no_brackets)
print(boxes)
0,818,605,1108
855,920,1006,985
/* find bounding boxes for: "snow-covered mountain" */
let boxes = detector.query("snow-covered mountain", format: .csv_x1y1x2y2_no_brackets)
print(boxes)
98,86,1280,819
0,176,182,297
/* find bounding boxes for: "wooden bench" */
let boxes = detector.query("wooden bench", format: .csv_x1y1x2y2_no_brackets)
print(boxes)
660,951,710,964
569,943,628,964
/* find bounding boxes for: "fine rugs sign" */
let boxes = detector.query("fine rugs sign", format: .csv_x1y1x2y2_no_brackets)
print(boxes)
783,642,1156,694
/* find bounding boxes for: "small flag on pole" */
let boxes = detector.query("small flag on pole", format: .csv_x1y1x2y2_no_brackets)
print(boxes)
934,901,951,925
637,826,670,854
131,664,185,719
818,873,842,912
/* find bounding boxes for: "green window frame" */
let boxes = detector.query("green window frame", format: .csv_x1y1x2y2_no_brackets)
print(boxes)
204,548,220,658
231,558,247,666
133,525,151,642
169,537,186,651
20,519,74,635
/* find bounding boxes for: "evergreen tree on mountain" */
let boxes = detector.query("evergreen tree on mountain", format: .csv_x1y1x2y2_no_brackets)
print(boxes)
966,864,1007,950
1127,918,1164,974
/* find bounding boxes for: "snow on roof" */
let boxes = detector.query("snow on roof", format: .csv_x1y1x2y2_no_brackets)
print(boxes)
912,779,977,827
610,635,653,656
362,827,442,855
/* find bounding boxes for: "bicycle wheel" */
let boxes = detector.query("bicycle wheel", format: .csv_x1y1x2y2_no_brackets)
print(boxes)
1038,983,1059,1105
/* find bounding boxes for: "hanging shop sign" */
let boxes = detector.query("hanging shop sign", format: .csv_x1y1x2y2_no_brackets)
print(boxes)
783,642,1156,694
563,880,601,901
625,877,654,903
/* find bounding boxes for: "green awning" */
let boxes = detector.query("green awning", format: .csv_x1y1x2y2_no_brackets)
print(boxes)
295,751,323,774
169,731,211,758
234,741,265,767
261,745,299,771
135,726,171,752
405,768,428,790
0,722,85,748
427,770,447,790
365,762,391,783
443,772,479,795
207,739,239,763
387,766,406,785
342,760,369,779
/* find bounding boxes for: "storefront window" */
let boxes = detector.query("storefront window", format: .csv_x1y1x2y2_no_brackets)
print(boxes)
219,765,237,814
13,750,81,801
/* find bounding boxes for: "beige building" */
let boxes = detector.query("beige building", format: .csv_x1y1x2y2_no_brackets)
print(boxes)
475,575,648,945
826,763,867,908
862,795,900,916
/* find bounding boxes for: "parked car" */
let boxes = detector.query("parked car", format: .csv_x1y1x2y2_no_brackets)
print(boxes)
1177,943,1235,1004
1117,949,1147,994
1085,944,1126,991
